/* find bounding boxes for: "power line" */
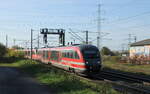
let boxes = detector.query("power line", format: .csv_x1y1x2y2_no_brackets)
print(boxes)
108,23,150,32
68,32,84,42
31,29,33,59
105,0,139,16
68,28,85,42
6,35,8,48
108,11,150,24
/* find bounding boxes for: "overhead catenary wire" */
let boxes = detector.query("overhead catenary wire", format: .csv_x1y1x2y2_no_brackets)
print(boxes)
107,11,150,24
107,23,150,32
68,32,84,42
104,0,139,17
68,28,85,42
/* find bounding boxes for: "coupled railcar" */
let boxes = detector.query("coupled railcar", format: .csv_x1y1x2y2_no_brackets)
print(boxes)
25,44,102,74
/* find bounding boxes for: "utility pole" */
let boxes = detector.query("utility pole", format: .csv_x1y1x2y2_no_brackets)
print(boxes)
121,44,125,53
13,39,16,46
85,31,88,44
128,34,131,51
25,41,28,49
37,33,40,49
6,35,8,48
31,29,33,60
134,36,137,42
73,39,75,44
128,34,132,45
97,4,101,49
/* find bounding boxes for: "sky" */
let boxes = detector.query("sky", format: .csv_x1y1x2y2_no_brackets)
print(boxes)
0,0,150,51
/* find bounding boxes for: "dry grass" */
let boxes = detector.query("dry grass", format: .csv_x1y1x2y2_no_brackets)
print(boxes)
0,58,121,94
103,60,150,75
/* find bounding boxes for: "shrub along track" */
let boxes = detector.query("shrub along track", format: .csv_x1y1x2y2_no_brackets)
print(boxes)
22,60,120,94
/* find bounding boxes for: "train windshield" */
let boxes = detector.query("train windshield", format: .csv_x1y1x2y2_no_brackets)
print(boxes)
83,50,100,59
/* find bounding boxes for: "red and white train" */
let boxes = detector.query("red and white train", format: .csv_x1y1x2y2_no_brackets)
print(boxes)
24,44,102,74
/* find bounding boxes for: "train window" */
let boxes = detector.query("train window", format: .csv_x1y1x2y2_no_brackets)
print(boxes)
37,51,40,55
68,51,71,58
43,51,45,58
51,51,59,61
25,51,27,55
46,51,49,58
61,50,79,59
36,49,38,54
84,51,97,54
37,51,39,55
63,52,66,58
62,51,68,58
28,51,31,56
43,50,47,59
32,51,35,55
70,51,72,58
68,52,71,58
63,52,65,57
65,51,68,58
64,52,66,57
40,51,42,55
44,51,46,59
74,51,79,59
61,51,65,58
83,50,100,59
70,52,73,58
43,50,48,59
67,52,69,58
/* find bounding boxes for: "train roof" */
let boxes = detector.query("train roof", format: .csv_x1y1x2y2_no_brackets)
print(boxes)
75,44,99,51
35,44,99,51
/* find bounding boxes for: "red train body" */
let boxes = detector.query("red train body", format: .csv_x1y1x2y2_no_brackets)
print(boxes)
24,44,102,74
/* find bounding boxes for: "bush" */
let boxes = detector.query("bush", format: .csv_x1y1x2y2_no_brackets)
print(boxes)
7,49,24,58
110,56,121,62
0,43,7,57
101,47,115,56
103,56,121,62
12,45,24,50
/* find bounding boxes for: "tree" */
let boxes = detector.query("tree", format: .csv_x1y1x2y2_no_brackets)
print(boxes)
0,43,7,57
12,45,24,50
101,47,114,56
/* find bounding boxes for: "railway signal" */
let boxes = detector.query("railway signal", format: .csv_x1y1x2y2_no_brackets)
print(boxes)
40,28,65,47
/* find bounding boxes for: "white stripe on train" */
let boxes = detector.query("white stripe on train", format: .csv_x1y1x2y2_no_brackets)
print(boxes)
61,60,85,65
50,61,86,71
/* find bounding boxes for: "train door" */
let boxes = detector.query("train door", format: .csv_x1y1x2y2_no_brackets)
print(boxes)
58,51,61,62
48,50,51,61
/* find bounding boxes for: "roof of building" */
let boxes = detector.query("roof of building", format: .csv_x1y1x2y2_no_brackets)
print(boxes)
130,39,150,46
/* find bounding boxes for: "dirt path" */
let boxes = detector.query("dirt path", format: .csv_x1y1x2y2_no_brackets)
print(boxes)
0,66,52,94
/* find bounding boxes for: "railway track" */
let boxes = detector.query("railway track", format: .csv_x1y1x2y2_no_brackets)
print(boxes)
38,61,150,94
92,70,150,94
101,70,150,83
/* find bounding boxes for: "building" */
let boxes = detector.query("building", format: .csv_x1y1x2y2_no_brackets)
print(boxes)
130,39,150,62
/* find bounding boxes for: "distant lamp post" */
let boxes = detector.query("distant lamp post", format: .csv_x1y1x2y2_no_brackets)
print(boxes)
31,29,33,60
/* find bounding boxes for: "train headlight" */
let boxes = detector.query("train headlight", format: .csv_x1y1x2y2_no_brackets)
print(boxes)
86,62,88,64
97,61,101,64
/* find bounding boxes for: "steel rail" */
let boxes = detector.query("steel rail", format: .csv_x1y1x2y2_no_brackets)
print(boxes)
101,70,150,83
93,75,150,94
100,71,143,83
35,61,150,93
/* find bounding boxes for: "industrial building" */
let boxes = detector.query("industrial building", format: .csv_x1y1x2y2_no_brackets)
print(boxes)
130,39,150,64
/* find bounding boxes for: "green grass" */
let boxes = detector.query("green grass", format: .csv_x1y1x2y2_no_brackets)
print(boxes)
0,58,121,94
103,60,150,75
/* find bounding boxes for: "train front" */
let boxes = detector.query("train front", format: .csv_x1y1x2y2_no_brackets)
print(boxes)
80,45,102,73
